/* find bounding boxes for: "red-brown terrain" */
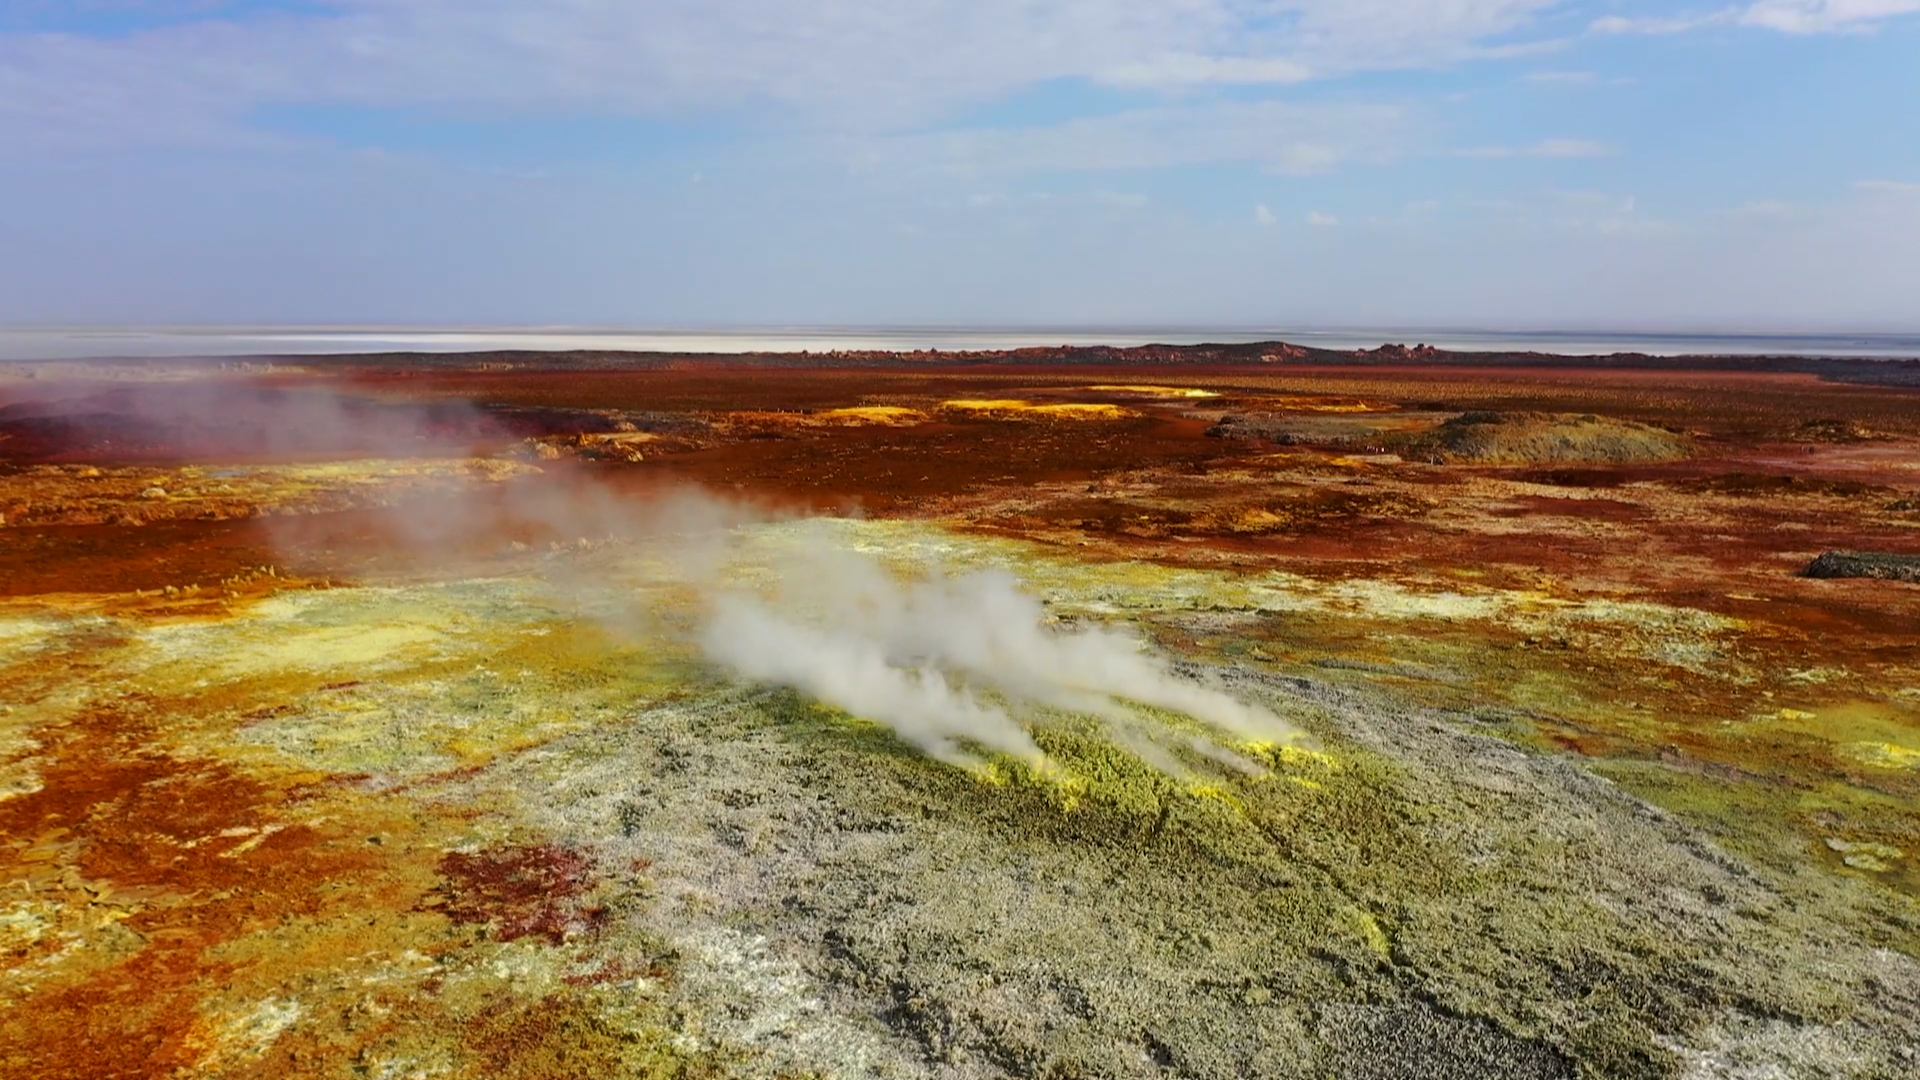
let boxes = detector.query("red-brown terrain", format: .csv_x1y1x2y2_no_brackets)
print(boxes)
4,349,1918,1079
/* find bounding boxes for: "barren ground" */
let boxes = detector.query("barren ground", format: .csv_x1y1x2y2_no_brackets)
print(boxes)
3,358,1918,1079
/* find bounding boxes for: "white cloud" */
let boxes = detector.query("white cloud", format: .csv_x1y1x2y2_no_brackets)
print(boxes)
1101,54,1315,87
1592,1,1920,35
0,1,1560,146
1458,138,1614,158
1255,203,1277,226
1740,0,1920,32
1308,211,1339,227
1854,179,1920,194
1589,11,1730,34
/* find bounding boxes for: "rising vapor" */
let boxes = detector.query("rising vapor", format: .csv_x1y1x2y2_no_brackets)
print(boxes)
96,381,1307,774
699,525,1306,770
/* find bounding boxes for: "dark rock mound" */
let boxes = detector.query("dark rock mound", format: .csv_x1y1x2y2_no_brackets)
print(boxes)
1790,418,1887,443
1803,550,1920,582
1205,415,1356,446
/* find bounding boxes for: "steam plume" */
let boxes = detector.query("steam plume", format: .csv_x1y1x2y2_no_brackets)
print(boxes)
698,525,1305,770
29,378,1306,774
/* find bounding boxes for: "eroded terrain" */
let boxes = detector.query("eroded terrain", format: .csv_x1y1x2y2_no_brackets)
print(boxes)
3,356,1918,1079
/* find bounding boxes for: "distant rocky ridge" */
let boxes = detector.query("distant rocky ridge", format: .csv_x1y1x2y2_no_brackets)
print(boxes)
8,339,1920,387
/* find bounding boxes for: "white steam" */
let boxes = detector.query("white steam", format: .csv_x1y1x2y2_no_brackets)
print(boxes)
699,527,1305,770
91,379,1308,775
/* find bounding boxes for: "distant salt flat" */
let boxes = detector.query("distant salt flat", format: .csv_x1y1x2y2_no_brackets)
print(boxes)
3,325,1920,361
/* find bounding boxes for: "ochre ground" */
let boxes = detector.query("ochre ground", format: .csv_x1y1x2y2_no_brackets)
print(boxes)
4,360,1918,1077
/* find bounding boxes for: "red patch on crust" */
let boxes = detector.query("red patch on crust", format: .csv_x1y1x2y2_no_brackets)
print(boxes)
426,845,608,945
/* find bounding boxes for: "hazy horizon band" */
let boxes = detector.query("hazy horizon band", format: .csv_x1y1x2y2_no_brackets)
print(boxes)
5,326,1920,362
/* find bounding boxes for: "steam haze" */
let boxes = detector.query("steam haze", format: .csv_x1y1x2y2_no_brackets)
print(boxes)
93,384,1310,772
702,532,1306,768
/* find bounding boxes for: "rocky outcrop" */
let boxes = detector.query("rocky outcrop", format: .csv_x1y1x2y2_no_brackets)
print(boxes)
1803,550,1920,582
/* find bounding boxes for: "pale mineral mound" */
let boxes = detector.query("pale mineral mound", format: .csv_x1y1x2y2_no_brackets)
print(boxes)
1417,411,1691,465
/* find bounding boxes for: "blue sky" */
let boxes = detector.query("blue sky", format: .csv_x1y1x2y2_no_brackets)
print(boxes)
1,1,1916,330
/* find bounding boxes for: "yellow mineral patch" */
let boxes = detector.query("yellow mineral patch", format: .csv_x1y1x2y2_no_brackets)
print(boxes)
210,621,444,678
939,399,1139,421
1349,909,1393,963
1256,743,1339,772
817,406,928,426
1773,699,1919,750
1186,782,1247,814
1843,742,1920,770
969,761,1013,786
727,407,929,428
571,432,658,460
1039,770,1090,812
1259,396,1393,413
942,399,1031,410
1086,385,1220,399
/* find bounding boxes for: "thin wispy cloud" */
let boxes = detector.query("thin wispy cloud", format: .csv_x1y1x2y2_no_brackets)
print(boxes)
1589,11,1726,34
1,2,1915,329
1742,0,1920,32
1100,54,1315,88
0,1,1563,146
1458,138,1615,159
866,101,1406,176
1593,1,1920,34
